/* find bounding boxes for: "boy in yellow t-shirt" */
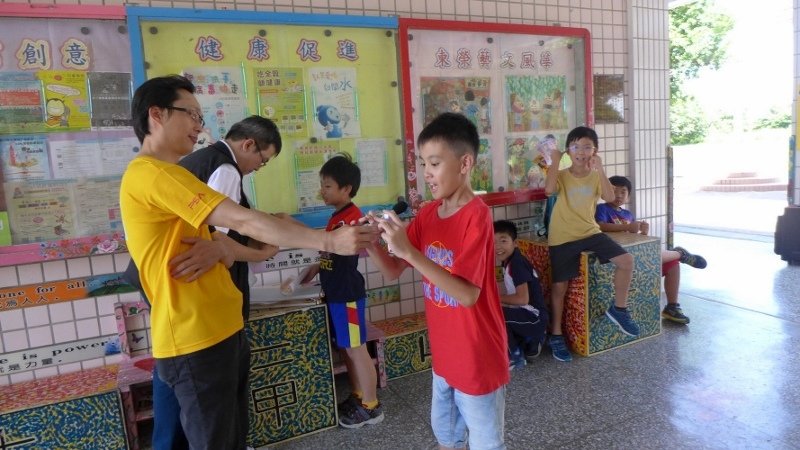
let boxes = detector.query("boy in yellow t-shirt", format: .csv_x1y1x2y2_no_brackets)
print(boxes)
543,126,637,363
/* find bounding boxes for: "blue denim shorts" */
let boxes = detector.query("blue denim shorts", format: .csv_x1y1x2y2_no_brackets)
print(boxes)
430,370,506,450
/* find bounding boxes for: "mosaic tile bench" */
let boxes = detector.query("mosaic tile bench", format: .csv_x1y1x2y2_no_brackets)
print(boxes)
372,312,431,380
0,366,127,449
517,232,662,356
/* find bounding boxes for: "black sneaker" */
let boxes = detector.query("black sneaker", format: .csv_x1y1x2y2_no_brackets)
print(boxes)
337,394,360,415
338,402,385,429
662,303,691,324
674,246,707,269
524,339,543,362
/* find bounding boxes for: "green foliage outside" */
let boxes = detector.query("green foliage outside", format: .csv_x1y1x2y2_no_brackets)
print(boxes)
753,108,792,130
669,0,734,145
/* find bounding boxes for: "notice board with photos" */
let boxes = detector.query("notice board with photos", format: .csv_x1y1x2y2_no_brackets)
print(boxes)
127,8,406,226
0,4,135,266
398,19,592,211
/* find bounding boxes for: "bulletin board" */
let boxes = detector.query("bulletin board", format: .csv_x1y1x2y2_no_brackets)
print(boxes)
127,8,406,226
398,19,592,210
0,4,135,266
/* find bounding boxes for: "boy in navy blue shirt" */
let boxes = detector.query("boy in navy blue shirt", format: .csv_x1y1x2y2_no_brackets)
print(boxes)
494,220,550,370
302,154,383,428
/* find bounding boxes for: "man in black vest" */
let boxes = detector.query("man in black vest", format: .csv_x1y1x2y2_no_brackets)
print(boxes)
125,115,282,449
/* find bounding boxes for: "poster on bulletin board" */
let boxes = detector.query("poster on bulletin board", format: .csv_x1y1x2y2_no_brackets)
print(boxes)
182,66,248,148
130,9,405,220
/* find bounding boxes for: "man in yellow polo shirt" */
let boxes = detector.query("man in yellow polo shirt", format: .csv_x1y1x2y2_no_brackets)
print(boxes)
121,75,378,449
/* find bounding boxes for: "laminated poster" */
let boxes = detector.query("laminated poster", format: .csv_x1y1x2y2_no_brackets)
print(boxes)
420,77,492,134
0,72,45,134
182,67,248,149
254,67,307,138
505,75,568,133
355,139,387,187
88,72,133,128
0,135,51,181
309,68,360,139
38,70,92,131
294,141,340,211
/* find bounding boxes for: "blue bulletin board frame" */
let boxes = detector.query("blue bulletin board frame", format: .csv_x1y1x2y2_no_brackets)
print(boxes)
125,7,401,228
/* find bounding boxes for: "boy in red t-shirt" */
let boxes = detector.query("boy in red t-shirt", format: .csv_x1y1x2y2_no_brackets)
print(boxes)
366,113,509,449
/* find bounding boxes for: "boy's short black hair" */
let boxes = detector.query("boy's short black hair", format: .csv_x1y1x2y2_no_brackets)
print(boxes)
132,75,195,144
609,175,633,193
417,112,479,159
565,126,599,150
320,153,361,198
493,220,518,240
226,115,282,155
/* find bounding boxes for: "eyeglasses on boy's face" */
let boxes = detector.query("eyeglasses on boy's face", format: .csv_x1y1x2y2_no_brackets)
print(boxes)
166,106,205,127
568,144,596,153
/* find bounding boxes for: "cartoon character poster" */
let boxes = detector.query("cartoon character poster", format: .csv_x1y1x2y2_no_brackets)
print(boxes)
471,138,492,192
309,68,360,139
419,77,491,133
182,67,248,149
254,67,308,138
38,70,91,131
0,136,51,181
505,75,568,133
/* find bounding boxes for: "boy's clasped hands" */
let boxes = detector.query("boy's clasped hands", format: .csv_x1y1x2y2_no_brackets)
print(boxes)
359,210,411,259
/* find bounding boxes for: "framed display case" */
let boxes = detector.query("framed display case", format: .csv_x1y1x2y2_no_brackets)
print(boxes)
398,19,592,210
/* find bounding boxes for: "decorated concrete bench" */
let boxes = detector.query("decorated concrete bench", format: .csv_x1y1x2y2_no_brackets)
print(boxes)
372,312,431,380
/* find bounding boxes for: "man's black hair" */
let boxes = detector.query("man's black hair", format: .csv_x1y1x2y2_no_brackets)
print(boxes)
226,115,282,155
131,75,195,144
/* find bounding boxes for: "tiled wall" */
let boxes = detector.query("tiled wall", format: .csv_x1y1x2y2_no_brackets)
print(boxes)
0,0,674,386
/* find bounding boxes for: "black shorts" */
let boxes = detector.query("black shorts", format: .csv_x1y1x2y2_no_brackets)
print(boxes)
549,233,628,282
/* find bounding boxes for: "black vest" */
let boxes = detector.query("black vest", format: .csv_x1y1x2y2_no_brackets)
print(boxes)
179,141,253,320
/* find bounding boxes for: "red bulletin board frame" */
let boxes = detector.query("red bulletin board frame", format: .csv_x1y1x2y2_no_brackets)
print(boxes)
0,4,128,267
398,18,593,209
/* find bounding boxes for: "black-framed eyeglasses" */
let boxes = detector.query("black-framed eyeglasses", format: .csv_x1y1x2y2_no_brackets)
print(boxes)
165,106,205,127
253,141,270,168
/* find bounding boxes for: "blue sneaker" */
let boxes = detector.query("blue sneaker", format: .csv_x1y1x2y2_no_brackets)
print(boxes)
606,306,640,337
509,348,526,371
549,335,572,362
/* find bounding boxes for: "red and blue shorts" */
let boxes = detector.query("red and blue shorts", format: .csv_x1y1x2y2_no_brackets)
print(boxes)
327,298,367,349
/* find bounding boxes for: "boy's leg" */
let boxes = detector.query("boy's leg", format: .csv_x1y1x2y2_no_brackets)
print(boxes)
454,385,506,450
609,252,633,308
550,281,568,335
661,260,690,324
330,299,384,428
430,371,468,449
343,345,377,403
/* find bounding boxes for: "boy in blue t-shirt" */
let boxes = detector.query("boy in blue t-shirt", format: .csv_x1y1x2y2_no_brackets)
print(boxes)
302,154,383,429
595,176,707,324
494,220,550,370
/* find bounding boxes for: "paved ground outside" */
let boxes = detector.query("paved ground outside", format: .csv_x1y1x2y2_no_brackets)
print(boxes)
672,130,793,239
